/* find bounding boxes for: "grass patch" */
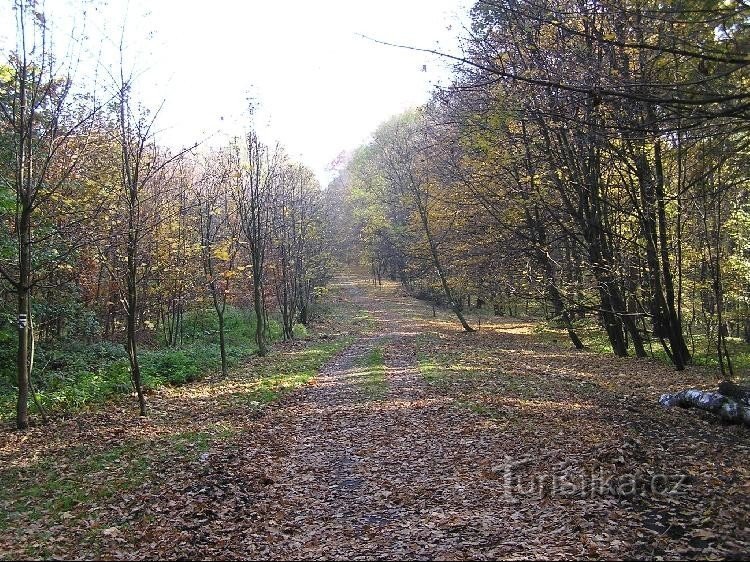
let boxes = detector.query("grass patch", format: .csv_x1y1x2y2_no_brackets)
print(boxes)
416,333,448,385
168,424,236,454
415,333,484,386
0,441,149,528
493,374,539,399
418,357,445,384
311,289,376,335
352,311,376,330
455,399,509,420
355,346,387,399
233,337,353,407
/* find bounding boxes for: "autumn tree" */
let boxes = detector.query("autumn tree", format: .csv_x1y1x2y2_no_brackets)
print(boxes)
0,1,99,428
235,132,281,356
194,148,240,377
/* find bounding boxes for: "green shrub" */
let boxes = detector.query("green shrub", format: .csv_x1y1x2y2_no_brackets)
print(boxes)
0,320,17,387
140,349,200,386
181,306,259,345
292,323,309,339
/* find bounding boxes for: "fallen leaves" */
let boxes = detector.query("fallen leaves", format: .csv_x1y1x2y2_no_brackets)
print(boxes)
0,273,748,560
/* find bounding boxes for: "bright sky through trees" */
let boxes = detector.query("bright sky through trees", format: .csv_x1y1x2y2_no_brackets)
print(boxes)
0,0,468,184
155,0,468,184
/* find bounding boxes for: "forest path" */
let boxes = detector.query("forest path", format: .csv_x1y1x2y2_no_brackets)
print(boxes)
2,273,747,560
133,273,748,560
240,274,524,559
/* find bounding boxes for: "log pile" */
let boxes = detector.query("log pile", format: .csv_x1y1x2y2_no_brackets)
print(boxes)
659,382,750,427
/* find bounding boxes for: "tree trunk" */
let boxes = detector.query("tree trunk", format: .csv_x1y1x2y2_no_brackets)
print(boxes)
412,184,474,332
218,311,228,378
126,314,146,417
653,129,691,368
253,273,268,356
16,210,31,429
127,226,146,416
16,287,30,430
660,388,750,426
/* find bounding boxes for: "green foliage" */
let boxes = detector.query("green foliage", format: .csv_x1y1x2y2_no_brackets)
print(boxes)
140,350,201,386
0,306,282,420
0,182,15,262
0,316,16,387
181,306,253,344
292,323,308,339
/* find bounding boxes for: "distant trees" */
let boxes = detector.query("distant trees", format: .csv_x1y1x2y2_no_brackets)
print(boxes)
348,112,475,331
234,133,332,350
338,0,749,377
271,162,324,337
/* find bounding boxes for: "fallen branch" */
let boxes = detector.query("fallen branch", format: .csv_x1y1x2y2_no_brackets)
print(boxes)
659,387,750,427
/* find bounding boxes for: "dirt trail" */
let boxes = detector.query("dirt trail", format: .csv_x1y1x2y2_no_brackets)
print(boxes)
146,273,748,560
175,274,592,560
5,272,746,560
242,277,498,559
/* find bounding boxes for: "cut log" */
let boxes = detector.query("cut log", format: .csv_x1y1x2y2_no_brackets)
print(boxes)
659,388,750,427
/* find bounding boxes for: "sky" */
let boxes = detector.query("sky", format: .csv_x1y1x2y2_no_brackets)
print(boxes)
1,0,471,185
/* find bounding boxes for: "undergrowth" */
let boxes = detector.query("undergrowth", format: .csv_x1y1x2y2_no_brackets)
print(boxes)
0,307,303,420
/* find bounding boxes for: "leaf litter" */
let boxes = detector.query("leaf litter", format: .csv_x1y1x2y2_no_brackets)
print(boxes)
0,274,748,560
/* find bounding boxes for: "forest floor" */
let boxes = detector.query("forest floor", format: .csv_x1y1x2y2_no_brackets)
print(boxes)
1,273,749,560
